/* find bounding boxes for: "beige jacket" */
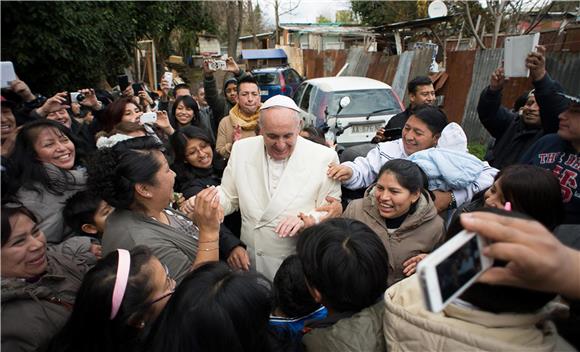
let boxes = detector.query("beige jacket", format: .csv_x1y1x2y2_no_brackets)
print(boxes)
219,136,341,281
343,188,445,286
215,113,257,158
383,276,576,352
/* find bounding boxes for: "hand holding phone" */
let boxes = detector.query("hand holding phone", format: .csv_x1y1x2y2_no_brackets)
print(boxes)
417,230,493,313
132,83,144,94
163,72,173,89
1,62,17,88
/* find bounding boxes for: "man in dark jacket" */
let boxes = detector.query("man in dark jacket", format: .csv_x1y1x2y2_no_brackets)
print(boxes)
373,76,435,142
521,46,580,224
203,57,246,135
477,67,543,169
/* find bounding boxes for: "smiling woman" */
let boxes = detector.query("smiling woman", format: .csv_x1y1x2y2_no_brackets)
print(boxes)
1,203,87,352
87,136,226,284
342,159,445,286
6,120,87,243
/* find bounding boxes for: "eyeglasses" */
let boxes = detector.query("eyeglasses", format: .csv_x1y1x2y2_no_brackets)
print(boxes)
144,264,175,307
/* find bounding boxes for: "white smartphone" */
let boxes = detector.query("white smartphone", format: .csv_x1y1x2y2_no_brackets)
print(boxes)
417,230,493,313
140,112,157,124
163,71,173,89
1,61,17,88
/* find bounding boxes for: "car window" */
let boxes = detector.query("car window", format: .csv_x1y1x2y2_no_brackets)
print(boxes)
300,84,314,111
286,69,301,84
326,89,402,116
293,83,307,105
254,72,280,85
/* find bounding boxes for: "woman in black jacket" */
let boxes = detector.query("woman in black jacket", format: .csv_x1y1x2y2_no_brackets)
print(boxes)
171,125,243,240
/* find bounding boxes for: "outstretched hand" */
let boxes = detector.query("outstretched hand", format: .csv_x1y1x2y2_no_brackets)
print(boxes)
327,162,353,182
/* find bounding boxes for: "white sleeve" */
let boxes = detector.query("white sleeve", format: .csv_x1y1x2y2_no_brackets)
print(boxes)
452,162,498,206
316,152,342,206
218,147,240,216
342,144,392,190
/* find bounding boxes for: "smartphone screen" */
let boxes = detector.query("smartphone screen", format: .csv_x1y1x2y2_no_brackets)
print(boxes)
132,83,143,94
118,75,129,91
435,235,483,303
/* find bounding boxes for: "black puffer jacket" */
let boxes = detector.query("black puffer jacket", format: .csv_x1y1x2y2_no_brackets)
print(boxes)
477,87,543,169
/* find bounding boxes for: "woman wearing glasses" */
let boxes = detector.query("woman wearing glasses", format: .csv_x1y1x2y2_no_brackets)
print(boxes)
49,246,175,352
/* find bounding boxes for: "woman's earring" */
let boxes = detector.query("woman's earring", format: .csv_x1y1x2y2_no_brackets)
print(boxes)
139,321,146,328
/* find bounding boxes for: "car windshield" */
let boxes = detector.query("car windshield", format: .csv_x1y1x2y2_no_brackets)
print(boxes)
253,72,280,85
326,89,401,116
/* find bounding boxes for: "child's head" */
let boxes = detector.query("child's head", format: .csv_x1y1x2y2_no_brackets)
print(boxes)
297,218,389,314
483,164,563,230
64,190,114,237
272,255,321,318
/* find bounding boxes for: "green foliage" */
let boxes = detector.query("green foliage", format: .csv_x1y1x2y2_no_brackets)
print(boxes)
351,1,419,26
467,143,487,161
1,1,214,95
335,10,355,24
316,15,332,24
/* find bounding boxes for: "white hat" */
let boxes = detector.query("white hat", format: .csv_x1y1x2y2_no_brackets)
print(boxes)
259,95,300,112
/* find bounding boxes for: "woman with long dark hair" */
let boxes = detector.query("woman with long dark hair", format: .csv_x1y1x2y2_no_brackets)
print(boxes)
7,119,86,243
171,126,246,268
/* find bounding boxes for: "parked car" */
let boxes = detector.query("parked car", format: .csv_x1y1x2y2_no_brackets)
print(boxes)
252,66,304,102
293,76,404,146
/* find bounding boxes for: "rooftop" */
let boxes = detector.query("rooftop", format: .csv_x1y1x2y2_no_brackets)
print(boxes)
241,49,287,60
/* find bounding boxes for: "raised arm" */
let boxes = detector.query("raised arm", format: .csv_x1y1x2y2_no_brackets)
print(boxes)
477,67,517,139
528,45,569,134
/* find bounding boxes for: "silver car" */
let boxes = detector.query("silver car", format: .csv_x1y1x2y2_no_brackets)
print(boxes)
293,76,404,146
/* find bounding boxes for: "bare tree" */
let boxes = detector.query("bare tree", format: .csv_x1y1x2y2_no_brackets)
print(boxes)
464,1,487,49
462,0,551,50
247,0,260,48
269,0,302,45
487,0,507,49
227,0,244,58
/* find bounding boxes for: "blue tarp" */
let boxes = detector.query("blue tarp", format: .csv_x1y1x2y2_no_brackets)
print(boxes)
241,49,287,60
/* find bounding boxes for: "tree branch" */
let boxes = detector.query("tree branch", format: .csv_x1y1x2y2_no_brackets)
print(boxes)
464,1,487,49
279,0,301,16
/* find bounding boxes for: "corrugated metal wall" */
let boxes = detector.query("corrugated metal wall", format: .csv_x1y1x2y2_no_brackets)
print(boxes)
461,49,504,143
301,47,434,105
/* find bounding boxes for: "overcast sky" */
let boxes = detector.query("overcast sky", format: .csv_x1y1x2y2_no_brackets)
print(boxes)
257,0,353,25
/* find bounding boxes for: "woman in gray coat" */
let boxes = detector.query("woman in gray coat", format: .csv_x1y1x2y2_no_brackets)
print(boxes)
1,203,89,352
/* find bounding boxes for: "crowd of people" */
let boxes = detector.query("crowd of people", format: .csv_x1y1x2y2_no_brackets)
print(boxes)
1,45,579,352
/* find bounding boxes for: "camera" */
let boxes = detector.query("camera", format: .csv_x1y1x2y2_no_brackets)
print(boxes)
208,60,227,71
70,92,85,104
140,112,157,124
